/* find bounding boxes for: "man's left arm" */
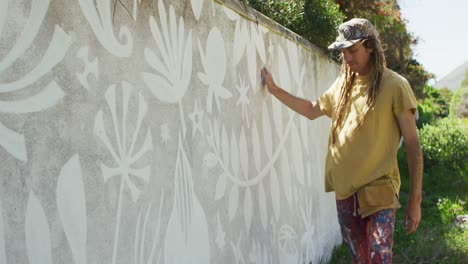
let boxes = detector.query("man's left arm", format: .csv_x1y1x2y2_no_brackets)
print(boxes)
398,109,423,234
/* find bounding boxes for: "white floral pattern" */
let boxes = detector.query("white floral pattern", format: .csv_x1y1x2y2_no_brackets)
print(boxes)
198,27,231,113
143,0,192,137
94,82,152,264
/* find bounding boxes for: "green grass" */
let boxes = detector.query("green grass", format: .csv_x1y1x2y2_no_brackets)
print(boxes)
328,149,468,263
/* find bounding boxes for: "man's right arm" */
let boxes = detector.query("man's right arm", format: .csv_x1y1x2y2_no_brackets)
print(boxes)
261,67,324,120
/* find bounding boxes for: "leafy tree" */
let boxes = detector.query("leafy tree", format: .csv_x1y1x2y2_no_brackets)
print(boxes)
403,59,435,98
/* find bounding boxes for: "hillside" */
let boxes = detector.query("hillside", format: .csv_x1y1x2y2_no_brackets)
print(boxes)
434,60,468,91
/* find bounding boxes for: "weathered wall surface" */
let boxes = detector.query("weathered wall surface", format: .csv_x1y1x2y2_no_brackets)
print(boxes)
0,0,341,263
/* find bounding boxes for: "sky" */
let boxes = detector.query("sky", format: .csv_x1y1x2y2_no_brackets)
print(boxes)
399,0,468,82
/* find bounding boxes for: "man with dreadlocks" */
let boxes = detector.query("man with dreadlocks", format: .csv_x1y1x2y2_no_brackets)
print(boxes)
261,18,423,263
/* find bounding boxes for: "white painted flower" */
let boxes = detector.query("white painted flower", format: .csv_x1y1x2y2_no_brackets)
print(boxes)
198,27,232,113
278,225,298,264
143,0,192,136
94,82,152,202
236,75,250,125
0,0,71,162
94,82,152,264
223,6,267,88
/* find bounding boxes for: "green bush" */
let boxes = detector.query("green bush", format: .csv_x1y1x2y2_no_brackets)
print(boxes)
417,85,451,128
418,118,468,172
246,0,304,35
246,0,344,51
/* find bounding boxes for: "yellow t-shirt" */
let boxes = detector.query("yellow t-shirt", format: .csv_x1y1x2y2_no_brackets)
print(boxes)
318,68,418,203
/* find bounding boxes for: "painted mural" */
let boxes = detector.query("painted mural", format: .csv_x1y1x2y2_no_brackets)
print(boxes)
0,0,341,263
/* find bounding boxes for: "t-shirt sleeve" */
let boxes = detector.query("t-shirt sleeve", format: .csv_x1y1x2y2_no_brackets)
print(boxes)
318,77,339,118
392,76,418,118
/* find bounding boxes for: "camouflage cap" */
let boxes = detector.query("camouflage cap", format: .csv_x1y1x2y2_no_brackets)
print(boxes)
328,18,376,50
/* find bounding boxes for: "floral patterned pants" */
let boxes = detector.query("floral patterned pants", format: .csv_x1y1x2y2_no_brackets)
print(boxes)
336,194,395,264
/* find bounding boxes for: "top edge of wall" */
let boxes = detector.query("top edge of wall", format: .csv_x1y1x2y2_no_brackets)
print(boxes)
215,0,338,63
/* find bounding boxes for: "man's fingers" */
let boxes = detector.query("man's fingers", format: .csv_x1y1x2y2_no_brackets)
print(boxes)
405,216,419,234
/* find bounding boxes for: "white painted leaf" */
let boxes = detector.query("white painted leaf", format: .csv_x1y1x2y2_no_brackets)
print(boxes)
230,129,239,177
25,192,52,264
291,123,304,185
215,173,226,200
142,72,178,103
182,31,193,91
281,151,293,208
277,46,291,93
144,48,168,78
190,0,204,20
0,198,5,264
239,127,249,179
246,38,258,88
164,136,210,264
270,168,280,221
207,121,215,148
251,122,261,172
0,81,65,114
258,182,268,230
205,27,226,85
244,188,253,234
56,155,87,264
262,102,273,158
221,126,229,168
222,5,239,21
228,186,239,221
271,96,283,139
287,42,300,85
277,46,293,116
253,25,266,64
214,119,220,152
232,20,247,66
0,122,27,162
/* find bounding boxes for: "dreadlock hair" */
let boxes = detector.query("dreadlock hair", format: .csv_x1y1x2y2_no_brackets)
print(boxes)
331,33,387,144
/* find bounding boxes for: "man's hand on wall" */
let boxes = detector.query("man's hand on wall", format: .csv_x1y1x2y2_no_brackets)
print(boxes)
260,67,279,94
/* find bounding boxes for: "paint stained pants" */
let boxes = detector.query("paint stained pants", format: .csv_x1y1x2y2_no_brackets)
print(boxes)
336,194,395,264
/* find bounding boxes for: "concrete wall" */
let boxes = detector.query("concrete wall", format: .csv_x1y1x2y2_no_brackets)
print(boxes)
0,0,341,263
